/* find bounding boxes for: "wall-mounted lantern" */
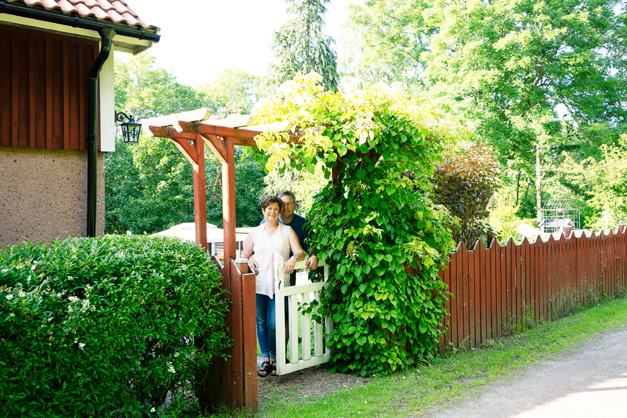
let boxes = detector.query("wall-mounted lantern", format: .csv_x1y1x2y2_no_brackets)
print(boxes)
115,111,142,144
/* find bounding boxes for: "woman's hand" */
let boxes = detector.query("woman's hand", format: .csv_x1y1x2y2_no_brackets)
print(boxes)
249,254,260,274
284,256,297,275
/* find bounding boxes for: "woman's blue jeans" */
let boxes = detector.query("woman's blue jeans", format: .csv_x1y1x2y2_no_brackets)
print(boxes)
256,294,276,359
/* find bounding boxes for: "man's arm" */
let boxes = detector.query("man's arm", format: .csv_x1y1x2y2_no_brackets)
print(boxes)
302,218,318,270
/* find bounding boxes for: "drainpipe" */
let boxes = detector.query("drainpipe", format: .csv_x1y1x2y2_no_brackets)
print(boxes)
87,28,115,237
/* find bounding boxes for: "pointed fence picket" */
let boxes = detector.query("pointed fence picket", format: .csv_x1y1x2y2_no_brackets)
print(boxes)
274,255,332,375
439,225,627,352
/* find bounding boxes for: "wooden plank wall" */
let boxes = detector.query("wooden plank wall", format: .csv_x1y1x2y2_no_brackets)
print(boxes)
0,24,99,151
439,228,627,351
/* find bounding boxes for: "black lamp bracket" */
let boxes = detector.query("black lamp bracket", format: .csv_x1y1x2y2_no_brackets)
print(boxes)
115,111,136,123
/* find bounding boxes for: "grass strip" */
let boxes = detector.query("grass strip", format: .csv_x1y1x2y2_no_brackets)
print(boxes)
250,295,627,418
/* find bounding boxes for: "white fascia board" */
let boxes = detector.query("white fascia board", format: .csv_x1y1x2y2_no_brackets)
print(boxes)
100,52,115,152
0,15,154,53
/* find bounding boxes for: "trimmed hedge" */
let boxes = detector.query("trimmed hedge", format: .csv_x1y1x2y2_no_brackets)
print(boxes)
0,236,230,417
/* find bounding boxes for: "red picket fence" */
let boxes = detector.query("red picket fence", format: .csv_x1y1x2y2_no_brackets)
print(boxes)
438,226,627,351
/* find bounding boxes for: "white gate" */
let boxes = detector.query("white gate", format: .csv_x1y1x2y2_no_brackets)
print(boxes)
274,255,332,375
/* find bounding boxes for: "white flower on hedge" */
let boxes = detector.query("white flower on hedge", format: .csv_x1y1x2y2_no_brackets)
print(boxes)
1,269,7,273
6,294,13,300
150,407,156,413
79,343,86,350
174,352,179,358
18,290,25,298
68,296,79,302
166,361,175,373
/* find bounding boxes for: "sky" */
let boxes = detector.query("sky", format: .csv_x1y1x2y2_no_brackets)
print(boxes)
116,0,359,87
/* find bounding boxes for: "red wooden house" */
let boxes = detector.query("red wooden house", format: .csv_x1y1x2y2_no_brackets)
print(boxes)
0,0,159,245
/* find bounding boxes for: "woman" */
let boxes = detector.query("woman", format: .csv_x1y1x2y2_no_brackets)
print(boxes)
241,195,305,377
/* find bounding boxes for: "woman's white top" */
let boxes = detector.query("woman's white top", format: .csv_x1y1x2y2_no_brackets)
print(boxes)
251,223,292,298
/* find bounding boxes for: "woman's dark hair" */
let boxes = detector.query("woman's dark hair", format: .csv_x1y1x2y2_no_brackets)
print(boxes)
260,195,283,211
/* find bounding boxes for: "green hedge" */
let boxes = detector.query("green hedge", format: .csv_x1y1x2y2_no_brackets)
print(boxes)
0,236,230,417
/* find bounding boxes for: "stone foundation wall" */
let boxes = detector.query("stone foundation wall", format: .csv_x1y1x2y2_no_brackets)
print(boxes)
0,146,105,246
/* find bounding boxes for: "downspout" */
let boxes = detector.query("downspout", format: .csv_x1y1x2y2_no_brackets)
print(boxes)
87,28,115,237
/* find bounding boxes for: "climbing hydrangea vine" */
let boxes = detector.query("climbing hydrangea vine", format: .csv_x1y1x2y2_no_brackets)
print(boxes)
253,73,461,375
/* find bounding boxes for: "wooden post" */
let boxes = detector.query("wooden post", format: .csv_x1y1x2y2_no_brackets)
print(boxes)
193,135,208,251
564,225,572,239
234,259,258,411
221,137,240,407
619,221,625,234
487,226,496,249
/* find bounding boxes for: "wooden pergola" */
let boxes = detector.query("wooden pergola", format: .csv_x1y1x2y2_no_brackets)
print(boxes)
146,109,303,411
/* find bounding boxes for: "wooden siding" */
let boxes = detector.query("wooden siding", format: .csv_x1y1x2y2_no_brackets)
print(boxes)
439,229,627,351
0,24,100,151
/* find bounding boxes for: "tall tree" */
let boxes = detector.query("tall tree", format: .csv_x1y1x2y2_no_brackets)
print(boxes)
114,54,203,119
268,0,339,91
423,0,627,219
351,0,627,220
343,0,432,86
106,55,267,235
196,69,259,117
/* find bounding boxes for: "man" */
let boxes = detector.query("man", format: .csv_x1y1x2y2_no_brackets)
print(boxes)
250,191,318,280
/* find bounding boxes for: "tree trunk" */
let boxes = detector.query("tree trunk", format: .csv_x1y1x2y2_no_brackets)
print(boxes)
515,171,521,206
536,146,542,222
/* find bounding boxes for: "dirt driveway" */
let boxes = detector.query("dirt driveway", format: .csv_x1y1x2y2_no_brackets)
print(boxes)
429,326,627,418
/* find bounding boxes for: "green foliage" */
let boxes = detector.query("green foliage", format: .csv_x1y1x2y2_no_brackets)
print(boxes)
253,73,459,375
349,0,627,222
196,68,259,117
105,137,267,234
343,0,432,86
107,57,267,234
0,236,230,417
105,135,195,234
115,54,204,119
264,163,328,216
268,0,339,92
489,193,537,244
424,0,627,215
206,147,267,228
559,137,627,231
430,142,501,247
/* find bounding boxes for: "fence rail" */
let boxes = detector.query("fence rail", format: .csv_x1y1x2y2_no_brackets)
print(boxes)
438,227,627,351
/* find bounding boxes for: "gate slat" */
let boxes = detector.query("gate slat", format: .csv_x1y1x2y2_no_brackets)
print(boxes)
302,292,312,361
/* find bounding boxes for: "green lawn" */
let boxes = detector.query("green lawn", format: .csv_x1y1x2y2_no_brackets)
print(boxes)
247,295,627,418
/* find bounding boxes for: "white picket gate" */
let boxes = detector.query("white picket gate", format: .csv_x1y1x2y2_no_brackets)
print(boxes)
274,254,332,375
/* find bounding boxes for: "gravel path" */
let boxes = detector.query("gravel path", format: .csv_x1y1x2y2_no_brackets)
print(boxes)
428,326,627,418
